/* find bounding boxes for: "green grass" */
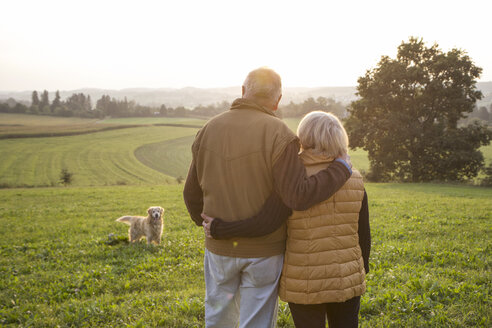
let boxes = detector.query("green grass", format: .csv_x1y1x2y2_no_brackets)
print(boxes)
135,135,195,180
0,113,100,127
0,113,116,137
0,185,205,327
358,183,491,327
0,114,491,326
0,184,490,327
0,113,206,139
0,126,199,187
2,115,489,188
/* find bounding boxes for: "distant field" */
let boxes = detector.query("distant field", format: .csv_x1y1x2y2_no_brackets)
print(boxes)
135,117,370,178
0,114,490,187
100,117,207,126
135,135,195,180
0,113,115,137
0,126,199,187
0,183,489,327
0,113,207,138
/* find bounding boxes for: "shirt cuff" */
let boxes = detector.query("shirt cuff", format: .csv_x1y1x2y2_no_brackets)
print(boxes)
335,158,352,175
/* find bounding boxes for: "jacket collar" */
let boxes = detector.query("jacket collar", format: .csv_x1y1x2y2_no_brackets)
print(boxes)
299,149,335,166
230,98,278,117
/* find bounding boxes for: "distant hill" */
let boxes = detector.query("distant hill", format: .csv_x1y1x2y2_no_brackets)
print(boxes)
477,81,492,107
1,82,491,108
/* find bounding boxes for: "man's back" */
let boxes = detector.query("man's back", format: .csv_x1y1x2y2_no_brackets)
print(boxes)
192,98,297,258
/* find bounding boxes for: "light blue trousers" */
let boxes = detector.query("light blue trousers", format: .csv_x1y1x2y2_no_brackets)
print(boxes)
204,249,284,328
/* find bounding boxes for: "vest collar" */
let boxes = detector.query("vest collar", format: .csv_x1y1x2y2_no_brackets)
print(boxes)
300,149,335,166
230,98,278,117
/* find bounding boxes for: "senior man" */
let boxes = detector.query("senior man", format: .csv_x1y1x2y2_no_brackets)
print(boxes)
183,67,352,328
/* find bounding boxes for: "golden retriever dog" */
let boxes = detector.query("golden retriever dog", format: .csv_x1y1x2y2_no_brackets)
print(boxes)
116,206,164,244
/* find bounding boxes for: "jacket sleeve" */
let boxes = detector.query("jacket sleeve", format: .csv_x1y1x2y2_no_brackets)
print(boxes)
358,190,371,274
210,191,292,239
183,158,204,226
273,140,351,211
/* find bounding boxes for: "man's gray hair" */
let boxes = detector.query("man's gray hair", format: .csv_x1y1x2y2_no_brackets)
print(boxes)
242,67,282,102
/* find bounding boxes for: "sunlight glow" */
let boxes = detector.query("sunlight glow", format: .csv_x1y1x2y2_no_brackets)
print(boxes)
0,0,490,90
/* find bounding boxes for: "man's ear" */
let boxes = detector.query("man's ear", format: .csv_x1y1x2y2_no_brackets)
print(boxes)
273,94,282,111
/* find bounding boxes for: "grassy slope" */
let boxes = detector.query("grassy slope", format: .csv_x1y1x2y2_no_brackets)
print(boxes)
359,183,491,327
0,126,199,187
100,117,207,126
0,113,113,137
0,184,490,327
0,113,100,127
135,135,195,179
0,114,491,326
0,185,205,327
0,113,207,138
135,116,370,179
2,114,488,184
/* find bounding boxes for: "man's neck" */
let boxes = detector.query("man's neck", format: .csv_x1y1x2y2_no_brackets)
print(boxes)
242,96,276,111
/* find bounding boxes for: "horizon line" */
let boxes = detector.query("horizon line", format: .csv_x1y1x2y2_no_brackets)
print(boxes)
1,81,492,94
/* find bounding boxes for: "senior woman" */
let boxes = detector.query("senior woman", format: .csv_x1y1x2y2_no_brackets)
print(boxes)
202,111,370,328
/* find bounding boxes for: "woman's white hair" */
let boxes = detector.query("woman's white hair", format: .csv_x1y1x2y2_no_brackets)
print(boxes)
297,111,349,158
242,67,282,103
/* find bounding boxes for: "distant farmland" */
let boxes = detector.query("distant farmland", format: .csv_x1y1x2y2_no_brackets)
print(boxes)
0,119,200,187
1,114,491,188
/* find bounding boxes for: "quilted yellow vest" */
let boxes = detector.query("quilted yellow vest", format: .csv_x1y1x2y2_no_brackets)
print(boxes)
279,150,366,304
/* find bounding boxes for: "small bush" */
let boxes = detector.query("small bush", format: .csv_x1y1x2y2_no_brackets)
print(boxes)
59,169,73,186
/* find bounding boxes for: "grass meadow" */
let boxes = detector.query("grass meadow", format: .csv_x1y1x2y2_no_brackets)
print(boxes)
0,113,491,327
0,113,114,138
0,184,490,327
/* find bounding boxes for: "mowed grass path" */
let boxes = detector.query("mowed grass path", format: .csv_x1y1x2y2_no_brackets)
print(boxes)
134,117,371,179
0,184,490,327
0,126,199,187
135,135,195,180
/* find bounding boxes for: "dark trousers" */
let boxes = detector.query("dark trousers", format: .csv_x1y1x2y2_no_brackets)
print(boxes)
288,296,361,328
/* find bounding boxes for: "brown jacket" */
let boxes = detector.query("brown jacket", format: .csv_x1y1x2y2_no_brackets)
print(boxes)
190,98,297,257
279,150,366,304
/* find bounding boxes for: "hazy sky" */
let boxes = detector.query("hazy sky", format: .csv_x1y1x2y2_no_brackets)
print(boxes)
1,0,491,91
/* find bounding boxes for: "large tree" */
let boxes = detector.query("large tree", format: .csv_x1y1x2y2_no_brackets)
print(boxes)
345,37,491,182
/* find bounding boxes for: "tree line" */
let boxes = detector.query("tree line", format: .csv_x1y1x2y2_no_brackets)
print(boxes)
0,92,350,120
